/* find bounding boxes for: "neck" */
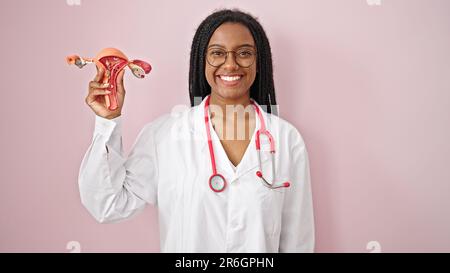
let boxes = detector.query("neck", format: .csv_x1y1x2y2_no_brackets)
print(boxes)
209,92,252,120
208,92,256,141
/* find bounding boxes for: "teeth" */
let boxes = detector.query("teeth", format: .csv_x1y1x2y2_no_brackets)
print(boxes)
220,75,242,81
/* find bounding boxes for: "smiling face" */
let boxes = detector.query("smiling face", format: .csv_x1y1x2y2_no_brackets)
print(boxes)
205,22,257,102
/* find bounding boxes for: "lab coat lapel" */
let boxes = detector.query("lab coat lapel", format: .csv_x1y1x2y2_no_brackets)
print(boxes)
192,97,208,152
233,101,271,182
207,114,236,176
192,96,234,179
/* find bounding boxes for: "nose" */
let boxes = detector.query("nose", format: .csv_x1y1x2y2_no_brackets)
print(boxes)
222,52,239,70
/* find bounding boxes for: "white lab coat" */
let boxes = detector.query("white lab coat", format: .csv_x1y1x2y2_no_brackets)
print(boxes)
78,95,315,252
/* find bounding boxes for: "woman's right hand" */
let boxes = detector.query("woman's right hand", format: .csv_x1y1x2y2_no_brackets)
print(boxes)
85,66,126,120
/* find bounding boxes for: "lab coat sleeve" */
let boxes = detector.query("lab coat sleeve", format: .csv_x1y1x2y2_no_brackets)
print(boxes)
279,129,315,252
78,114,158,223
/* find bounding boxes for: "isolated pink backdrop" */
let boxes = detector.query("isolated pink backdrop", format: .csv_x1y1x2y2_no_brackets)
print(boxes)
0,0,449,252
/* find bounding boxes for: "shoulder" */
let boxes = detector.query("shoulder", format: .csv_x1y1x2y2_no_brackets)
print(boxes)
266,112,307,149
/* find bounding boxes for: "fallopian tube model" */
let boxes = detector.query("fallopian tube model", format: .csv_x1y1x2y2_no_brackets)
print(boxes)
66,48,152,111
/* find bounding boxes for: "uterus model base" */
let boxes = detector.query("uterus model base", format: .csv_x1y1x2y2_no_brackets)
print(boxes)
66,48,152,111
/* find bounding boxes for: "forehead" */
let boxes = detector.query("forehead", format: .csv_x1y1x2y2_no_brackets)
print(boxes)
208,22,255,48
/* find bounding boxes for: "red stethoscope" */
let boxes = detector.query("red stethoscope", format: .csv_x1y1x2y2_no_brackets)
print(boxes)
204,96,291,192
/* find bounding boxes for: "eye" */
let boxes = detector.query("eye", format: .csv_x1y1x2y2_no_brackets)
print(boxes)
238,50,253,57
210,50,225,57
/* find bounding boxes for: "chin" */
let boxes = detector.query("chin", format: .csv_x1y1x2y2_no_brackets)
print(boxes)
215,88,248,100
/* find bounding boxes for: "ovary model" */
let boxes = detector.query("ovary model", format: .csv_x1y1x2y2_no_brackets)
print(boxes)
66,48,152,111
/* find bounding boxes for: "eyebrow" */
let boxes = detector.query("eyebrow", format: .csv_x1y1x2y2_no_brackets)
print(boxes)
207,43,256,49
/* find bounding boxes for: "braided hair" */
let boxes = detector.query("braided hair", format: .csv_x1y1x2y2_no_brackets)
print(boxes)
189,8,277,114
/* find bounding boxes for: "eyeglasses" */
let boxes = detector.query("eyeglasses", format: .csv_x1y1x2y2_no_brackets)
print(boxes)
206,47,257,68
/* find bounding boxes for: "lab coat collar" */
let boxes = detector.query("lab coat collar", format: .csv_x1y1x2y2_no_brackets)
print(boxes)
192,95,271,184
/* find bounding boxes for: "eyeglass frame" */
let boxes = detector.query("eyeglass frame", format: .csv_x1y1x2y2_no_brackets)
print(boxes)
205,46,257,68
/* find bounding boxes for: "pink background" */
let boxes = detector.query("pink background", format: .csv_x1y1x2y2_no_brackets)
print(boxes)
1,0,449,252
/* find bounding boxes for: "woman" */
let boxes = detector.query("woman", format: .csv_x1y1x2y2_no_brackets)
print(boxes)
79,9,314,252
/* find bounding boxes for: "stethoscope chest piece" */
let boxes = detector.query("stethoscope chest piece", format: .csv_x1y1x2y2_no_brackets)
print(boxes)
209,174,227,192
